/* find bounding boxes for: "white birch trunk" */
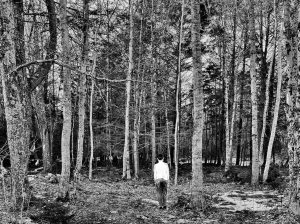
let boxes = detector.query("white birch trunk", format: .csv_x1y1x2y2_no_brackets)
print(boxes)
249,0,259,185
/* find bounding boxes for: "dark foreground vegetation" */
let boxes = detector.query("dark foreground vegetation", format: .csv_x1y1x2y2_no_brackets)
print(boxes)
0,164,298,224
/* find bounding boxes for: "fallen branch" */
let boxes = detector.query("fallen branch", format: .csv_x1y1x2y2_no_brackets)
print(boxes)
141,198,159,206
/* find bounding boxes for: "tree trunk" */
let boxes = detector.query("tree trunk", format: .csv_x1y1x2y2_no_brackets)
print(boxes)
132,0,145,179
88,50,97,180
88,67,95,181
150,0,156,171
249,0,259,185
236,20,248,166
174,0,184,186
227,0,238,169
122,0,133,179
32,90,51,172
164,91,172,168
282,1,300,215
263,3,282,182
259,49,276,171
75,0,89,180
31,0,57,172
59,0,72,199
0,0,32,210
191,0,205,208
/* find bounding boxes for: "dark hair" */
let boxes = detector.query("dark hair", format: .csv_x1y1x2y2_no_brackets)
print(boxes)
157,154,164,161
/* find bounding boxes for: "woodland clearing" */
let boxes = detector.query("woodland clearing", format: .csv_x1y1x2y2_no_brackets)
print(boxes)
0,165,299,224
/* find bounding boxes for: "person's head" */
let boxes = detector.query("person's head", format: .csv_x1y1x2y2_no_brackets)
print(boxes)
157,154,164,161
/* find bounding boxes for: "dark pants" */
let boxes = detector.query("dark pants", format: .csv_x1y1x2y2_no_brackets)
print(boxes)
156,179,167,207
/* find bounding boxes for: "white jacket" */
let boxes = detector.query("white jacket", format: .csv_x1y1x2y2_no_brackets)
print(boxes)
154,161,169,181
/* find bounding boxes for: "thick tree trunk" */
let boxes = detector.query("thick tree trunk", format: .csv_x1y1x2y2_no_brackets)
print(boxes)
282,1,300,215
59,0,72,199
122,0,133,179
249,0,259,185
0,0,32,210
191,0,205,208
75,0,89,180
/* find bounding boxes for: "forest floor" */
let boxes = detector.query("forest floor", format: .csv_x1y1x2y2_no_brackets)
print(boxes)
1,165,300,224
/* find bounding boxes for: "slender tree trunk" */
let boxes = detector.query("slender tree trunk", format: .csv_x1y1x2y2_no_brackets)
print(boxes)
0,0,32,210
32,91,51,172
263,3,282,182
164,91,172,168
88,51,97,180
249,0,259,185
150,0,157,171
191,0,205,208
259,13,277,169
227,0,238,168
122,0,133,179
88,70,95,181
59,0,72,199
223,29,230,171
75,0,89,180
174,0,184,186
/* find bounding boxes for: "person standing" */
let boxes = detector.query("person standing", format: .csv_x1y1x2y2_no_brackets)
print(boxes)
154,154,169,209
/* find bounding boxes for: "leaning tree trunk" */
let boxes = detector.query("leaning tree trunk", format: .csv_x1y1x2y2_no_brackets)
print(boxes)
0,0,32,210
263,5,282,182
59,0,72,200
249,0,259,185
191,0,205,208
75,0,89,180
122,0,133,179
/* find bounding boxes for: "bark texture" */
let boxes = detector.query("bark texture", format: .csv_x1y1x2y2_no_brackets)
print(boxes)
59,0,72,199
75,0,89,180
122,0,133,179
249,0,259,185
191,0,205,208
0,0,32,210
